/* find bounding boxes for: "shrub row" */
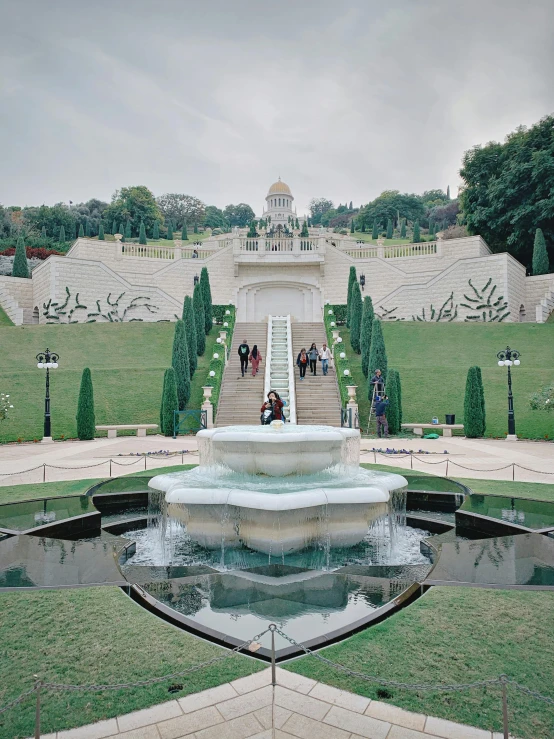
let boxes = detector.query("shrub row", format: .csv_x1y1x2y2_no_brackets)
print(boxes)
204,305,236,418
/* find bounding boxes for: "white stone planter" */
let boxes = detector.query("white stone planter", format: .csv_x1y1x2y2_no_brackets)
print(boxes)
202,385,213,400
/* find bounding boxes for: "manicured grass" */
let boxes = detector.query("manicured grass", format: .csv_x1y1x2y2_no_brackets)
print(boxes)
286,587,554,739
340,323,554,439
0,587,263,739
0,323,215,443
352,234,435,244
0,304,14,326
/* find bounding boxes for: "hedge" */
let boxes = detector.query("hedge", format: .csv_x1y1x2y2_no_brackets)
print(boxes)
203,305,236,419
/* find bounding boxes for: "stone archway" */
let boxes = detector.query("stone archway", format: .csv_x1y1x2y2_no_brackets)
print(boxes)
32,306,39,324
236,281,322,323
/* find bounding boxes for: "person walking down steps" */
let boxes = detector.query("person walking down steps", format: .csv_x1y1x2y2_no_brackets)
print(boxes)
249,345,262,377
307,343,319,375
318,342,332,376
375,394,390,438
238,338,250,378
296,348,308,380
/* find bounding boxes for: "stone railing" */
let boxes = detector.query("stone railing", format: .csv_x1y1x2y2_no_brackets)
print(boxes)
341,241,439,259
237,237,319,254
120,244,215,260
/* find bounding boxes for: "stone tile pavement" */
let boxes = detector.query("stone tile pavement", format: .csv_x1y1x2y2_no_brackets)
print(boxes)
35,667,516,739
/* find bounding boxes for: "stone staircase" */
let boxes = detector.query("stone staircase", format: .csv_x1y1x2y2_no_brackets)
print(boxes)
536,287,554,323
291,322,342,427
266,316,293,422
215,323,268,427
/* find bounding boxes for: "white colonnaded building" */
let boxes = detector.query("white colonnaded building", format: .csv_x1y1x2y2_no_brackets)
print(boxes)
1,178,553,325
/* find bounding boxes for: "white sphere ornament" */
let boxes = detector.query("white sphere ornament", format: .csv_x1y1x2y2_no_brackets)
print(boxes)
52,363,58,369
343,369,350,376
336,337,343,343
223,322,229,327
505,360,512,366
213,353,219,359
37,363,44,369
216,338,222,344
514,359,520,366
498,361,504,366
209,370,216,377
328,309,333,315
225,310,231,315
340,352,346,359
330,321,336,327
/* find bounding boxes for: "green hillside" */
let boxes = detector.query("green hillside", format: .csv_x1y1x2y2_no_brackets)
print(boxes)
0,321,552,442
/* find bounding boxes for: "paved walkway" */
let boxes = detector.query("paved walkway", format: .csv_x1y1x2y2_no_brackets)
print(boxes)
38,668,510,739
1,433,553,487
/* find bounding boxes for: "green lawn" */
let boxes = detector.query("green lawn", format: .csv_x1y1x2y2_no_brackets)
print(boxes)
0,323,215,443
97,233,214,245
351,234,435,244
340,323,554,439
286,587,554,739
0,587,263,739
0,304,13,326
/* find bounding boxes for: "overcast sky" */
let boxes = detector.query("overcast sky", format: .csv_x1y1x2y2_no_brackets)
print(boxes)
1,0,553,215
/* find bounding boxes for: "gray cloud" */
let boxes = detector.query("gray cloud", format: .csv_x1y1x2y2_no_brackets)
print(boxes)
1,0,553,214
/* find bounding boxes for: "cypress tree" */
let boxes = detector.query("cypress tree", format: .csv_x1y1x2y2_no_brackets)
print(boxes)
125,220,132,238
112,219,118,236
446,185,450,199
41,225,47,239
160,368,178,436
346,265,357,327
400,219,406,238
98,223,105,240
429,221,436,239
367,320,388,398
182,221,188,240
76,368,95,440
85,219,91,237
413,220,421,243
12,236,29,278
386,218,393,239
200,267,213,334
300,220,309,237
194,222,198,233
350,281,363,354
361,221,366,232
360,295,375,378
193,282,206,355
172,320,191,410
139,222,147,245
58,225,66,243
396,368,403,426
119,222,125,238
182,295,197,377
386,369,400,435
71,221,77,240
153,221,160,240
78,223,85,238
464,366,486,438
295,218,300,229
372,220,378,239
350,219,355,233
532,228,550,275
167,220,174,240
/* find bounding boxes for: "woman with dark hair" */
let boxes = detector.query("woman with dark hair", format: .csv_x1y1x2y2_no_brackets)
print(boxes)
307,342,318,375
260,390,284,424
296,347,308,380
249,344,262,377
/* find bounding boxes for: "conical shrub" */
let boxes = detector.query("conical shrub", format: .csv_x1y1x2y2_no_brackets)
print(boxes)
200,267,212,334
172,320,191,410
160,368,178,436
182,295,197,377
139,222,147,245
76,368,95,440
386,369,400,434
464,366,486,437
532,228,550,275
12,236,29,278
193,282,206,355
367,320,388,399
360,296,375,378
349,281,363,354
346,266,357,327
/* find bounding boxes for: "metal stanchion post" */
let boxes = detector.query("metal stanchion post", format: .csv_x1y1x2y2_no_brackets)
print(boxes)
144,455,147,471
446,459,449,476
373,450,376,463
410,454,413,470
34,677,41,739
42,464,46,483
270,624,276,686
512,463,515,482
109,459,112,478
500,675,509,739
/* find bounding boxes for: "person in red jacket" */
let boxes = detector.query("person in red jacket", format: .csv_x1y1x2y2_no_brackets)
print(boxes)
260,391,284,424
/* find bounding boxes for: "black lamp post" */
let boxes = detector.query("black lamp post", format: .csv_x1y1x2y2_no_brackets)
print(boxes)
36,348,59,440
359,274,366,291
496,346,521,439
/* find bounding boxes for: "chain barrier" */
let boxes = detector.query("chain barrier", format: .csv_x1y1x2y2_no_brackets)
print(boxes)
0,686,37,715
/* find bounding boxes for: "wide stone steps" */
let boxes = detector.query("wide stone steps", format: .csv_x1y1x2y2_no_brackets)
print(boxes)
214,323,267,427
292,322,342,427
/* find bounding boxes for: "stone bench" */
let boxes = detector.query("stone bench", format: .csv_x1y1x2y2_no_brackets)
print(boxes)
95,424,158,438
401,423,464,437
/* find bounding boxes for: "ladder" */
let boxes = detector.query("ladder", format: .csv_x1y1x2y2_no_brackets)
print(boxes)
366,380,386,435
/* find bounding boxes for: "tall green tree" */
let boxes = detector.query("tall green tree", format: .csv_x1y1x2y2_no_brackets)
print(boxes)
386,218,393,239
76,368,95,440
182,295,197,377
360,296,375,378
200,267,213,334
413,220,421,242
58,225,66,243
12,236,29,278
98,223,105,240
429,221,436,239
367,320,388,398
167,220,174,240
193,282,206,355
446,185,450,200
464,366,486,437
346,266,357,327
295,217,300,229
300,220,309,237
372,220,379,239
350,219,355,233
112,219,118,236
125,220,132,239
182,222,188,240
349,281,363,354
361,221,366,232
71,221,77,240
118,221,125,238
532,228,550,275
396,368,403,426
385,369,401,435
139,222,147,245
172,320,191,410
104,185,163,235
153,221,160,240
400,219,406,238
160,368,178,436
78,223,85,237
85,219,91,237
194,222,198,233
41,225,47,238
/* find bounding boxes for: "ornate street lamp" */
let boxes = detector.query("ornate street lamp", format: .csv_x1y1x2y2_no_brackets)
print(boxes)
496,346,521,440
36,348,59,442
359,274,365,291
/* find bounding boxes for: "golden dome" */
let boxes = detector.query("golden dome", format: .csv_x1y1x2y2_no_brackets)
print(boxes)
267,178,293,197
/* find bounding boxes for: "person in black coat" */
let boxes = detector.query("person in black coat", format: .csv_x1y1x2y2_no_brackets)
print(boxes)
238,339,250,377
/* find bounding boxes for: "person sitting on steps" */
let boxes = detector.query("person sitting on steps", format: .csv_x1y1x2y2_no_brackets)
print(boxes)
296,348,308,380
238,339,250,377
260,390,284,424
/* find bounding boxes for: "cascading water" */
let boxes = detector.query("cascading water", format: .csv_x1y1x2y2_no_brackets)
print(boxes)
140,424,420,570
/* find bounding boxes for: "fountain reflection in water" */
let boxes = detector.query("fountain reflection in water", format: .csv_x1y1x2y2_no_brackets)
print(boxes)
144,424,413,570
